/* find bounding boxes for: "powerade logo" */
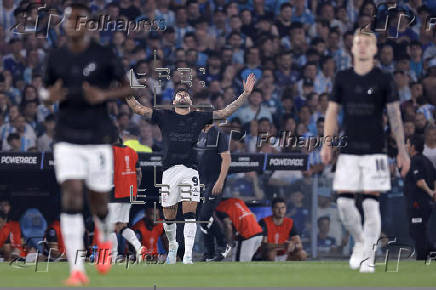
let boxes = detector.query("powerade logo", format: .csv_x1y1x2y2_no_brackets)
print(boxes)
1,156,38,164
269,158,304,167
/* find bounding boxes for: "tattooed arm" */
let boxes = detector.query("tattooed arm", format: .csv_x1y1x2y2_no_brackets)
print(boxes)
213,73,256,120
387,101,410,176
125,96,153,119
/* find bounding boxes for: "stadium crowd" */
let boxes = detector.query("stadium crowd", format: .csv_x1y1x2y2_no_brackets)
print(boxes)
0,0,436,260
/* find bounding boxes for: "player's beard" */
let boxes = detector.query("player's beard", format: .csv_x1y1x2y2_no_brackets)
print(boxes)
174,98,192,107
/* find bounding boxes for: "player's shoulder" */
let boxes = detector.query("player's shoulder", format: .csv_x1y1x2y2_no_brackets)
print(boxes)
47,45,68,59
371,67,393,80
89,41,113,54
336,68,353,78
283,216,294,224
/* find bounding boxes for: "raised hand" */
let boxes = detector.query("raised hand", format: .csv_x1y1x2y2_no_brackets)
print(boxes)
243,73,256,95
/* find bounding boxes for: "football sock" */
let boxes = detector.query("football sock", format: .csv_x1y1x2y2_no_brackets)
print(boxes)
164,220,177,245
110,232,118,262
183,213,197,258
362,197,381,264
337,196,364,244
95,212,112,242
121,227,142,252
60,213,85,272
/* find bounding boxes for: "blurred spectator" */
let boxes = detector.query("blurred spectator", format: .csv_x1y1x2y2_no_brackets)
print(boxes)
423,125,436,168
235,89,272,125
6,132,20,152
2,115,36,151
317,216,337,255
37,114,54,152
286,191,309,236
415,112,428,136
379,43,395,73
124,126,152,152
393,70,411,102
225,171,265,201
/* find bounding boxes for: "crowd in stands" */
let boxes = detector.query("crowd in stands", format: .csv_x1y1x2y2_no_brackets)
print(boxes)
0,0,435,259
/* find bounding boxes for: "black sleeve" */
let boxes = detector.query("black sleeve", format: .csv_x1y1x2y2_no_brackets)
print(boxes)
199,111,213,126
411,158,426,182
385,72,399,104
289,223,299,238
329,71,343,104
151,110,163,126
108,47,126,83
42,51,56,87
217,130,230,153
258,219,267,236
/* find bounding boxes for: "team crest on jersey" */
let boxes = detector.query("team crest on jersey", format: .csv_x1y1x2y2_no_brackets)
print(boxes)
83,62,96,77
367,88,375,95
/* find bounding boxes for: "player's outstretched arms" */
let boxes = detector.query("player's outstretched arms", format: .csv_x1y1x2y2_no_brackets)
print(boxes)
213,73,256,120
387,101,410,177
321,101,340,165
126,96,153,119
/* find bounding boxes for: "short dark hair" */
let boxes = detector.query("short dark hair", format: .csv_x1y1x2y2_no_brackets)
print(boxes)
318,216,330,225
7,133,20,143
280,3,292,10
174,87,191,100
272,197,285,207
410,134,425,153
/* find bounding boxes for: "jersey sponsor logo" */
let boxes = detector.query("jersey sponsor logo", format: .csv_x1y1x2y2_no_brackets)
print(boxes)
367,88,375,95
411,217,422,224
1,156,38,164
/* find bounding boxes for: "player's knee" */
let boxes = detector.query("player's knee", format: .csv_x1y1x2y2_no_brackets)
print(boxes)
61,181,83,212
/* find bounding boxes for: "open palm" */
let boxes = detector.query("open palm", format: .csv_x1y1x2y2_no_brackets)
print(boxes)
243,73,256,94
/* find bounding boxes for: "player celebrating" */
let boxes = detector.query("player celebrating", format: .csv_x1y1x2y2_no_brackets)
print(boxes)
126,73,256,264
40,3,135,285
110,137,144,263
321,29,410,273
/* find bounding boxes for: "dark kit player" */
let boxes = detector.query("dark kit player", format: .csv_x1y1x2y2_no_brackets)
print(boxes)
126,73,256,264
40,3,135,285
109,138,144,263
405,135,436,260
321,29,410,273
196,120,231,261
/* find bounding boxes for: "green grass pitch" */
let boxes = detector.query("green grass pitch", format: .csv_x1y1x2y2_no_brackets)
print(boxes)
0,261,435,287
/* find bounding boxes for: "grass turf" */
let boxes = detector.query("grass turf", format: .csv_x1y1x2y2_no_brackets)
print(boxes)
0,260,435,287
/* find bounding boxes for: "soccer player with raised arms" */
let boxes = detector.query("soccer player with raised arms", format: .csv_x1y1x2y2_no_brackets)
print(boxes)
126,73,256,264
